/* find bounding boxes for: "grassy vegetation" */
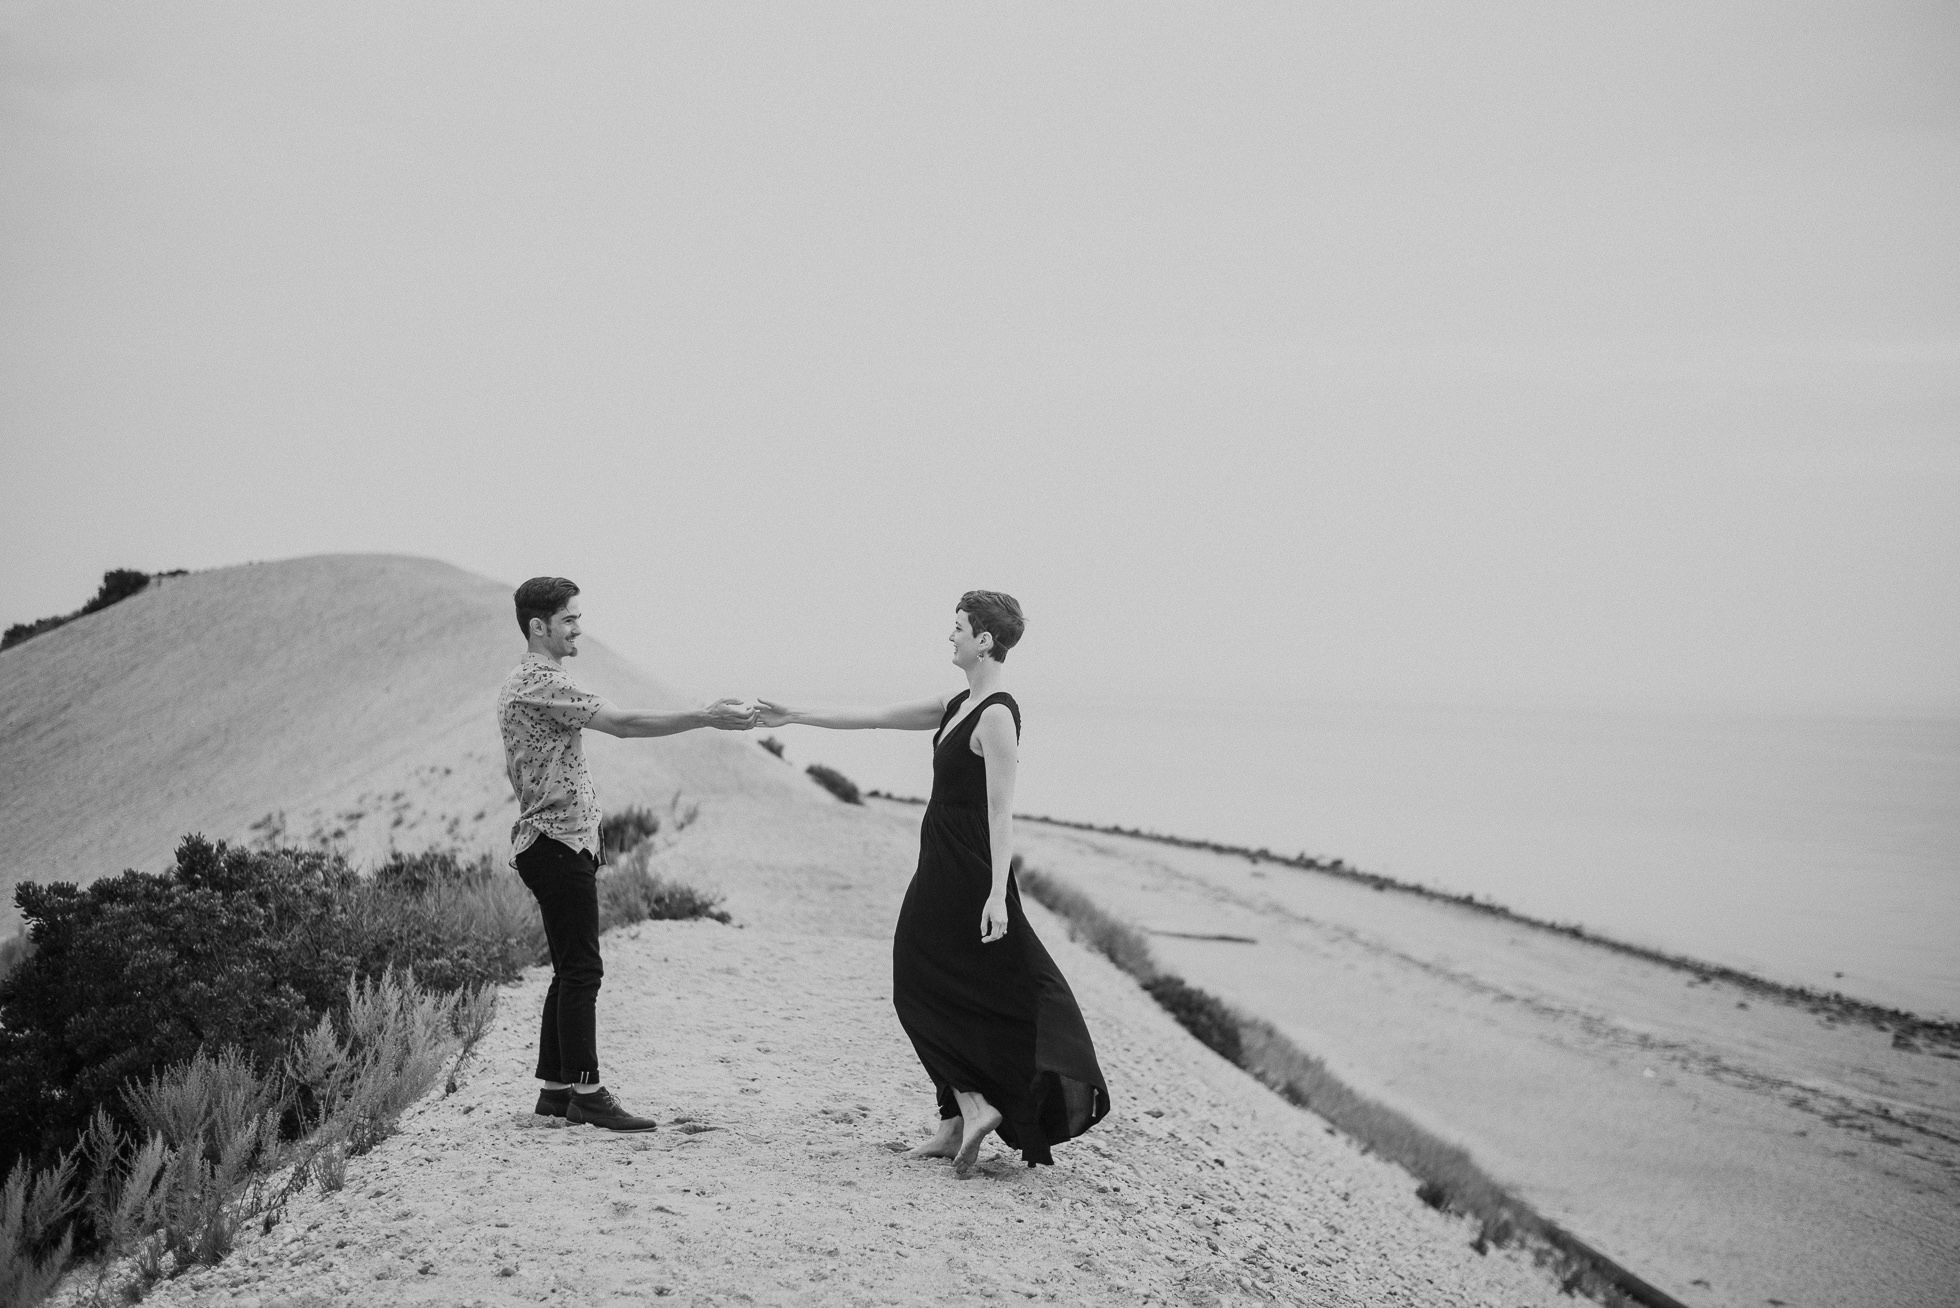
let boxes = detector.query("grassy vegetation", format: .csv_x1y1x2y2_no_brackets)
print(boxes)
1015,859,1678,1308
599,806,662,861
2,568,186,652
805,763,864,805
0,817,728,1305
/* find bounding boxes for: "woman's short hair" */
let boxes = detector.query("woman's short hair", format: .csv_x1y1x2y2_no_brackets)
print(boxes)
514,576,580,636
958,590,1025,663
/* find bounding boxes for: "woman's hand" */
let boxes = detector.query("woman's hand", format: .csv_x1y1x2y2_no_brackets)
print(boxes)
754,699,794,729
980,894,1010,943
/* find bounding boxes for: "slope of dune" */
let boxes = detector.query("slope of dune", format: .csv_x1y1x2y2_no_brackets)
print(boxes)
0,554,809,930
63,795,1568,1308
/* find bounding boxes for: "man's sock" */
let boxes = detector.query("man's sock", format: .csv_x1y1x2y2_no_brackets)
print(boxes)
571,1083,605,1094
542,1081,571,1091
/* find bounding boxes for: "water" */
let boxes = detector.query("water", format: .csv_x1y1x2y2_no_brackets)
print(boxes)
773,697,1960,1018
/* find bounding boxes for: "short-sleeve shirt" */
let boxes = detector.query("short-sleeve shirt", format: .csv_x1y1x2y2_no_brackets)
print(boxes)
497,653,606,861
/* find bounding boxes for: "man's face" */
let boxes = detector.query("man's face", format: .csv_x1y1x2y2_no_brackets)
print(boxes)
536,598,582,658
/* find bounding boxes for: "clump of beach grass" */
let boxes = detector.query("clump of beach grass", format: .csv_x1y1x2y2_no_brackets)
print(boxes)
604,841,732,925
1013,863,1157,981
599,806,663,860
0,1153,78,1306
805,763,864,804
39,971,494,1305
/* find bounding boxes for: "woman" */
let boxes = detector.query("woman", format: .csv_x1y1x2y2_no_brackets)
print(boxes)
757,591,1109,1175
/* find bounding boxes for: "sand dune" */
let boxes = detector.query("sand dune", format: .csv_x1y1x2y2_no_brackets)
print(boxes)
0,554,807,932
14,559,1574,1304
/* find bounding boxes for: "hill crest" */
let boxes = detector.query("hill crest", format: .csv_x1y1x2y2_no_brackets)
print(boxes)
0,554,806,930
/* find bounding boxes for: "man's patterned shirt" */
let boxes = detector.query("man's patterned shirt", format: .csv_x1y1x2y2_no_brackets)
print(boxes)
497,653,605,861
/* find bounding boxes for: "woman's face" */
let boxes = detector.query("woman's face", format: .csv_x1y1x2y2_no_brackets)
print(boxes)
949,610,990,669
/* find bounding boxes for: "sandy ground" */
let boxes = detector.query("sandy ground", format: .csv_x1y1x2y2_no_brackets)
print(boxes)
85,798,1568,1308
1006,815,1960,1308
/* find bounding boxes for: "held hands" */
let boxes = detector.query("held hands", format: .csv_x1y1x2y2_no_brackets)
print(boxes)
753,699,793,729
703,698,759,730
980,893,1010,944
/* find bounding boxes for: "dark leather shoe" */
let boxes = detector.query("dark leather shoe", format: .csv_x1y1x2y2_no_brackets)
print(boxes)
566,1088,659,1132
534,1087,571,1118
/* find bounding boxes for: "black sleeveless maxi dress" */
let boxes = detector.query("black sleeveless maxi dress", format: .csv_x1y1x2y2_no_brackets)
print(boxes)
891,690,1110,1165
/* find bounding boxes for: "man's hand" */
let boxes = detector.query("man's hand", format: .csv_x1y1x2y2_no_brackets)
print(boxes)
980,893,1010,944
703,698,757,730
753,699,794,729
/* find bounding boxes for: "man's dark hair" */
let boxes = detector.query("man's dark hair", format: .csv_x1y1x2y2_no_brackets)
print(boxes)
958,590,1025,663
514,577,580,637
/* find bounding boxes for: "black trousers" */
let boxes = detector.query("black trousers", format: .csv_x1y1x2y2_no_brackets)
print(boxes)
515,835,603,1084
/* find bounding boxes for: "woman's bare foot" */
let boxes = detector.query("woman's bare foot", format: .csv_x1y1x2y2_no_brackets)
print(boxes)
951,1090,1003,1178
900,1116,963,1160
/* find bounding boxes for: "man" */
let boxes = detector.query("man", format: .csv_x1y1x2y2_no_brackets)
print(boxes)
498,576,755,1131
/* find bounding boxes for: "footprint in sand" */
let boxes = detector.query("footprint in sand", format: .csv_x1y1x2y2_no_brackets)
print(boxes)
668,1114,720,1133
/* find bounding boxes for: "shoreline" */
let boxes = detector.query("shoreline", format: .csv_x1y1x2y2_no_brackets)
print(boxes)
866,790,1960,1045
1015,860,1694,1308
1001,803,1960,1307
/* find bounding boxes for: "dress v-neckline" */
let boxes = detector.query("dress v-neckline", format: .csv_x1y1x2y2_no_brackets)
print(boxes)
938,689,1002,748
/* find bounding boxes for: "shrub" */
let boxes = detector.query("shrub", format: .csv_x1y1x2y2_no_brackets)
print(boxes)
371,847,483,897
600,807,661,860
1,838,359,1174
0,1153,78,1306
33,974,488,1307
1015,862,1159,982
81,569,152,616
125,1048,283,1168
285,972,468,1159
132,1096,281,1274
347,852,538,994
757,736,786,759
1,567,169,652
0,615,66,650
1,825,733,1299
1142,975,1245,1067
602,846,731,926
805,763,863,804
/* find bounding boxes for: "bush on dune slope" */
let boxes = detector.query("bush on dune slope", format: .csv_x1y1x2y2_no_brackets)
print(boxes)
1,567,185,652
0,823,727,1303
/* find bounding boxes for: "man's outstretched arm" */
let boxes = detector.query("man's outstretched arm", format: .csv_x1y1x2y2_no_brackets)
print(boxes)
587,698,756,738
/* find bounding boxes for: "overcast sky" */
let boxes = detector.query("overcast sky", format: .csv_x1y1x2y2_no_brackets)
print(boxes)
3,2,1955,714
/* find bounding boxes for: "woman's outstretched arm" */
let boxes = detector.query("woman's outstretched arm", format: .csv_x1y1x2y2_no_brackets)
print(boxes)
754,693,950,732
976,703,1019,944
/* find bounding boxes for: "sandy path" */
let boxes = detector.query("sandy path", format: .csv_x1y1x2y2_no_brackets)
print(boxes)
1008,817,1960,1308
117,799,1563,1307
